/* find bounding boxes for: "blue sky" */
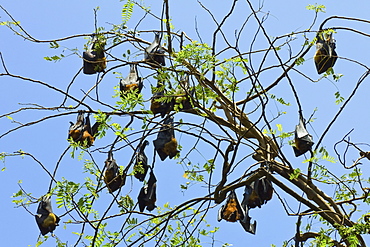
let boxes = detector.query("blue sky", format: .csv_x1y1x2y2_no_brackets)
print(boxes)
1,0,370,246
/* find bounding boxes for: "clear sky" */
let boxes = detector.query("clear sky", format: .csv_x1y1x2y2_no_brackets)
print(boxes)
1,0,370,246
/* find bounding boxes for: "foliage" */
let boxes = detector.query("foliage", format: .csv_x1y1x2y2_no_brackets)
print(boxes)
1,1,370,246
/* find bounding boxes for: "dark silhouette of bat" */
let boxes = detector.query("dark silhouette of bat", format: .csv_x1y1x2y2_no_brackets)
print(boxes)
137,171,157,212
314,31,337,74
241,176,273,209
144,32,165,67
104,151,125,193
153,116,179,161
83,36,106,74
120,64,143,94
35,195,60,236
134,140,149,182
68,111,100,148
293,118,314,157
150,83,174,118
218,190,256,234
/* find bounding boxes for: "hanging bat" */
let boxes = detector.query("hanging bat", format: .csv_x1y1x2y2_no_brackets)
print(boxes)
104,151,125,193
144,32,165,67
150,83,174,117
174,75,194,111
83,36,107,74
241,176,273,209
293,117,314,157
68,112,101,148
134,140,149,182
137,171,157,212
68,110,85,142
153,116,179,161
120,64,143,94
35,195,60,236
218,190,257,234
217,190,244,222
239,206,257,235
314,31,337,74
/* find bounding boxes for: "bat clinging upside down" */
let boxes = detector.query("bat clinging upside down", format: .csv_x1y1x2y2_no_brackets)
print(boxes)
35,195,60,236
218,190,243,222
120,64,143,94
68,111,100,148
144,32,165,67
83,36,107,74
241,176,273,209
150,83,174,118
104,151,125,193
314,31,337,74
218,190,257,234
137,171,157,212
173,75,194,111
293,117,314,157
153,116,179,161
133,140,149,182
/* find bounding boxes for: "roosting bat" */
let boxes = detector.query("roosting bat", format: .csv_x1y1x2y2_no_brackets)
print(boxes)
144,32,165,67
218,190,256,234
137,171,157,212
104,151,125,193
150,83,174,118
134,140,150,182
241,176,273,209
218,190,244,222
174,75,194,111
68,111,100,148
314,31,337,74
83,36,106,74
293,118,314,157
35,195,60,236
120,64,143,94
153,116,179,161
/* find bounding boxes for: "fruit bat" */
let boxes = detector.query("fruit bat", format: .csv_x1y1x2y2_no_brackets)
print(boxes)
314,31,337,74
218,190,256,234
241,176,273,209
153,116,179,161
35,195,60,236
68,111,85,142
144,32,165,67
68,111,100,148
239,207,257,235
217,190,244,222
120,64,143,94
133,140,149,182
137,171,157,212
83,36,106,74
293,118,314,157
174,75,194,111
150,83,174,118
104,151,125,193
